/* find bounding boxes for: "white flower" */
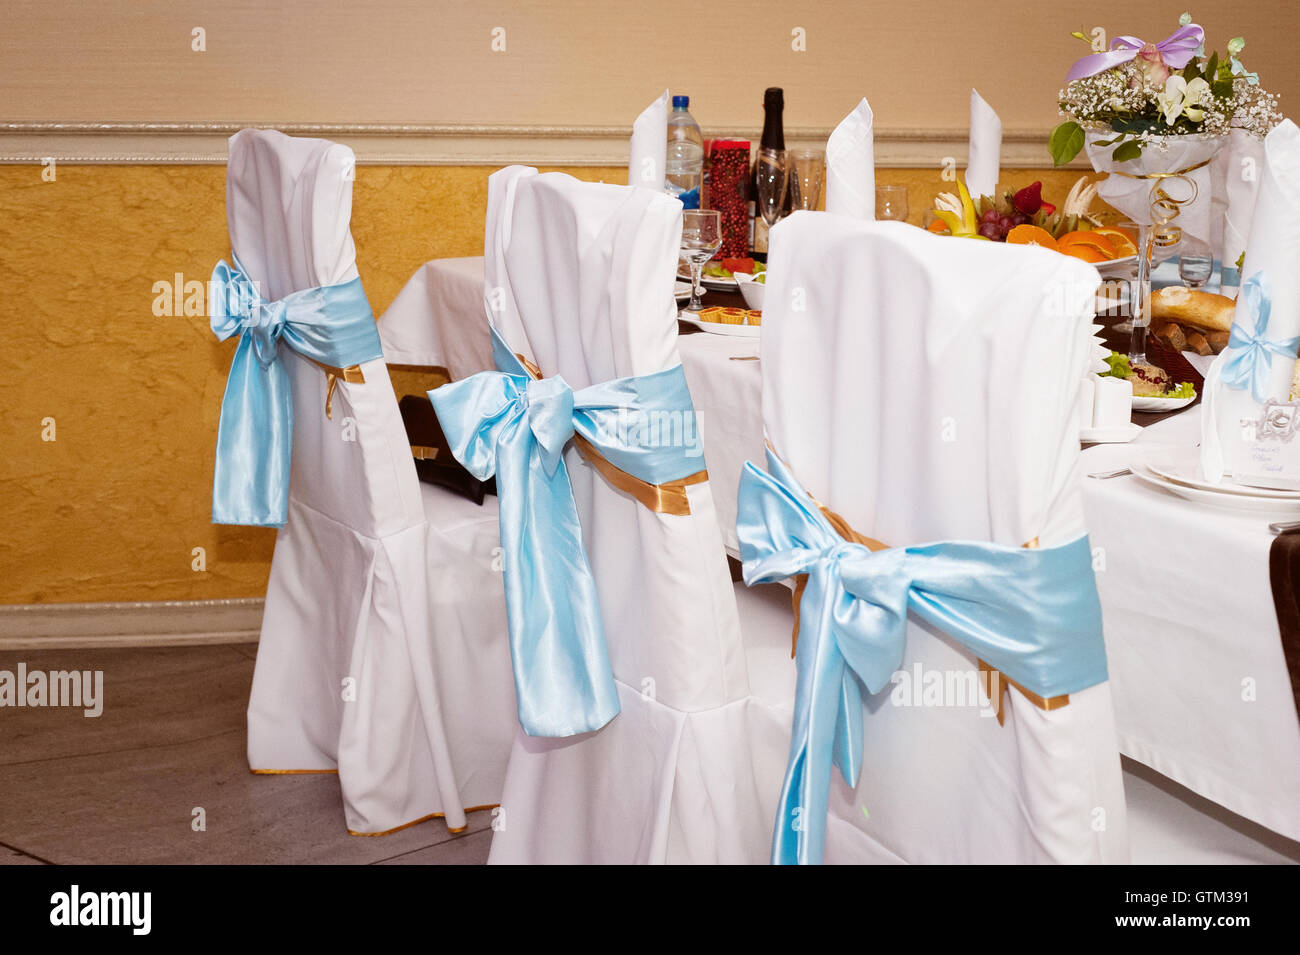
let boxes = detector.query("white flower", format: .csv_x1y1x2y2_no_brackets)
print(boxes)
1182,77,1211,122
1157,76,1188,124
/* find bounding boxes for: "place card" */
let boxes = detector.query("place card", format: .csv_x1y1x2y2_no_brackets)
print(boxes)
1227,399,1300,491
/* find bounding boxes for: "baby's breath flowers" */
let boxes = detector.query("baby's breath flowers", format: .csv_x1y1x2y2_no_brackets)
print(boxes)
1050,15,1282,166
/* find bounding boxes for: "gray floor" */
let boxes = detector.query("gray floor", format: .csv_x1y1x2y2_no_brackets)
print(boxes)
0,645,492,865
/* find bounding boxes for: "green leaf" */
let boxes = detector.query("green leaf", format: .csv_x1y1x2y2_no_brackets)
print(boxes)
1112,139,1143,163
1049,121,1086,167
1206,51,1219,79
1212,79,1234,99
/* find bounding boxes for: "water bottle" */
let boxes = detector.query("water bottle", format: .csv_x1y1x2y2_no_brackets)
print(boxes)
666,94,704,210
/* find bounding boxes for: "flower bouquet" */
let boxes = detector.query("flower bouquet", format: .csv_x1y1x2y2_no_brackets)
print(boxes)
1048,13,1280,247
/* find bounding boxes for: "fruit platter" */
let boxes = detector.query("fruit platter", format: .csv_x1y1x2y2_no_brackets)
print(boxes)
928,175,1138,273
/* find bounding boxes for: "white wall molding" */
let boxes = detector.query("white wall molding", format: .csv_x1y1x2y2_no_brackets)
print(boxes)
0,598,262,651
0,121,1086,168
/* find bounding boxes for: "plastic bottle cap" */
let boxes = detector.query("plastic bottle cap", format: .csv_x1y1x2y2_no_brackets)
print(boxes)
672,95,690,109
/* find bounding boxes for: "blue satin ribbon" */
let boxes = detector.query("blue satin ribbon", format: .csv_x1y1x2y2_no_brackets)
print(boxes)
429,326,707,738
736,450,1108,865
209,254,383,526
1221,272,1296,405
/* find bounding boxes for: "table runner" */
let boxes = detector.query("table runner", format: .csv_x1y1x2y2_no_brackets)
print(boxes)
1267,540,1300,726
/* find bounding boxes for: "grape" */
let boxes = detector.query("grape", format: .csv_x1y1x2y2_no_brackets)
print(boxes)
981,209,1000,225
1013,213,1031,226
998,215,1016,232
978,222,1001,240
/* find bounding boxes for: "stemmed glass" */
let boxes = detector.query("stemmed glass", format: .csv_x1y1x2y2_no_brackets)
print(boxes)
875,185,910,222
789,148,824,211
755,148,790,232
680,209,722,312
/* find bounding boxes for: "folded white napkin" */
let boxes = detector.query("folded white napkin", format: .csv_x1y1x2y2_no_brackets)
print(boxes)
825,98,875,219
1211,129,1266,286
1202,119,1300,482
628,90,669,190
966,89,1002,199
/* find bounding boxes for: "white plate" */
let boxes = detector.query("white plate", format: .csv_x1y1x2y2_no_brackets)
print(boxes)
674,281,692,303
1132,394,1196,412
1080,422,1142,443
1095,254,1138,277
678,266,739,290
1132,465,1300,513
678,312,761,337
1142,448,1300,499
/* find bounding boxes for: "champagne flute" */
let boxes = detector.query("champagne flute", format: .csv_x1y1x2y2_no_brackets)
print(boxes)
680,209,722,312
755,148,790,231
789,148,824,211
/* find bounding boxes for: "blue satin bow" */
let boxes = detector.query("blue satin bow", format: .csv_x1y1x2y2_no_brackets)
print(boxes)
209,254,383,526
1221,272,1296,405
429,326,707,738
736,450,1108,865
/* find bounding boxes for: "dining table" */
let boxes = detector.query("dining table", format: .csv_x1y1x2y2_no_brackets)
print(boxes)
380,252,1300,846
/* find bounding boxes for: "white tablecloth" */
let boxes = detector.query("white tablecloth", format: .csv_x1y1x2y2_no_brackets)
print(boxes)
390,254,1300,842
1081,408,1300,842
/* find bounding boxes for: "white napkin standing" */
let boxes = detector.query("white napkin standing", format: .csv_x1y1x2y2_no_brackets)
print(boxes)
825,98,875,219
628,89,669,190
1211,129,1266,290
966,89,1002,199
1202,119,1300,482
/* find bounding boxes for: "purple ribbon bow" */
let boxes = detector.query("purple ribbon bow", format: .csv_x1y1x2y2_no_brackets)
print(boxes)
1066,24,1204,82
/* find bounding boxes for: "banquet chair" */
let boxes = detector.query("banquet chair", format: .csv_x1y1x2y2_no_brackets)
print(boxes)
227,128,469,834
478,167,791,864
747,211,1130,864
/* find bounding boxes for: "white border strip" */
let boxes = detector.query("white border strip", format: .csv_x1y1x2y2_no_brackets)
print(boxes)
0,122,1086,168
0,598,262,650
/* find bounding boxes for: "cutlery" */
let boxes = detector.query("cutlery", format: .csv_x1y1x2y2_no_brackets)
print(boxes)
1269,521,1300,535
1087,467,1132,480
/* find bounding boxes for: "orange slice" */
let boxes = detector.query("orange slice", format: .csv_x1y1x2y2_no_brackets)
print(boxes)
1005,224,1059,251
927,218,951,234
1059,244,1112,265
1057,231,1117,259
1090,227,1138,258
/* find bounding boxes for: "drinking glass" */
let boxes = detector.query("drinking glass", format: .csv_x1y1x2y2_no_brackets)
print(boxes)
1179,237,1214,288
680,209,722,312
755,148,789,230
789,148,824,211
875,185,909,222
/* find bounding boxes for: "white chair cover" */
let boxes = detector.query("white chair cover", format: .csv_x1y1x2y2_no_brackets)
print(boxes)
483,167,784,863
231,128,467,834
758,211,1130,863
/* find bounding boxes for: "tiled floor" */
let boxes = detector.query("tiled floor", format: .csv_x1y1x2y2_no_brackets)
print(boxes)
0,646,492,865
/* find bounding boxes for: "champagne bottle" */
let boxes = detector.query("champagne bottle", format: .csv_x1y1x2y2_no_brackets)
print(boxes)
750,87,790,255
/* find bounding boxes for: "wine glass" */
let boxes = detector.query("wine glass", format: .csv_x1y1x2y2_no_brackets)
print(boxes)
789,148,824,211
680,209,722,312
875,185,910,222
1179,236,1214,289
755,148,789,230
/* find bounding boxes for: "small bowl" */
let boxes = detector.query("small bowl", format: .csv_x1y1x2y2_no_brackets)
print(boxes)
733,271,766,311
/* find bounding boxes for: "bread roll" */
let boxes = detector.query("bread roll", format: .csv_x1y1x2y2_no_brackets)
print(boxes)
1150,286,1236,333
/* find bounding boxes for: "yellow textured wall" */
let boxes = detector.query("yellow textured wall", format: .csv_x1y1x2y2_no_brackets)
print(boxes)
0,163,1105,604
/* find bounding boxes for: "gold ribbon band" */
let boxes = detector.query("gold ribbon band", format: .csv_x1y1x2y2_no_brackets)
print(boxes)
781,464,1065,721
515,353,708,516
1108,157,1213,180
411,445,439,461
299,354,366,420
1111,158,1211,249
